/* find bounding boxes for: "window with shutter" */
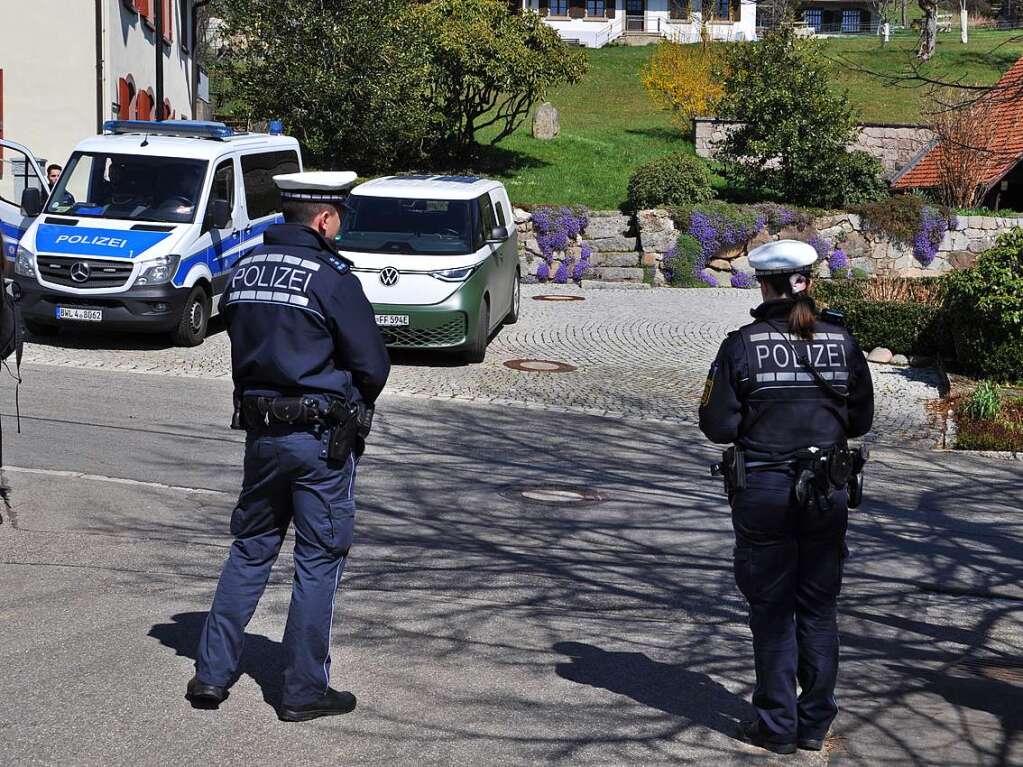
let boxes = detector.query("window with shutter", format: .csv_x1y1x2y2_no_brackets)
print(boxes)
162,0,173,43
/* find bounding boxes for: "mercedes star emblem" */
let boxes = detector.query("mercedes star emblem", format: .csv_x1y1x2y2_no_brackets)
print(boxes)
70,262,91,283
379,267,400,287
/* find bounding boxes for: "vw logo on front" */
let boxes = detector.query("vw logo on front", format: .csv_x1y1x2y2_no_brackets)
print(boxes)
70,262,91,284
379,266,400,287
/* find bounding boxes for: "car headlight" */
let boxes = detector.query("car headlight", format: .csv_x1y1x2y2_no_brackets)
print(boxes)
134,255,181,286
14,245,36,278
431,265,478,282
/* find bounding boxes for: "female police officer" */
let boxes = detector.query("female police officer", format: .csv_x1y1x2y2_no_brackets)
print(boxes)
698,240,874,754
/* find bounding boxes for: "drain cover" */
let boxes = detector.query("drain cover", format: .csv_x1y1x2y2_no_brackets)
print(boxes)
504,359,577,373
533,294,585,302
504,485,604,506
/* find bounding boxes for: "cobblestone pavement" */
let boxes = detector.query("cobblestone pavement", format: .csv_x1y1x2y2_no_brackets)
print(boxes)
21,284,944,446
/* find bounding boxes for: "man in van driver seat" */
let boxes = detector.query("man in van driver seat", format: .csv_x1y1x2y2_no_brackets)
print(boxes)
187,171,391,722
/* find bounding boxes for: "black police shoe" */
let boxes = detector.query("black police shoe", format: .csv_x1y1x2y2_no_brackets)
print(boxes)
278,688,357,722
798,737,825,751
186,676,227,709
736,720,797,755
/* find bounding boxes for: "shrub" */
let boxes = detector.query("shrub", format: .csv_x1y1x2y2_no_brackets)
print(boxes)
943,227,1023,382
642,42,727,131
827,299,950,356
833,151,889,207
627,154,715,211
717,25,863,207
662,234,706,288
854,194,957,267
964,381,1002,421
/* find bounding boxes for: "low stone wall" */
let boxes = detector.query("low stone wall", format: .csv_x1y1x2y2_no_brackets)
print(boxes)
514,207,1023,287
693,118,935,178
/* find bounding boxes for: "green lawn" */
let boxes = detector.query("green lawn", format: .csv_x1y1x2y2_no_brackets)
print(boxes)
480,31,1023,209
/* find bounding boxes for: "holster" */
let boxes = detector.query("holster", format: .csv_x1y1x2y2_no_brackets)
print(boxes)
324,401,362,463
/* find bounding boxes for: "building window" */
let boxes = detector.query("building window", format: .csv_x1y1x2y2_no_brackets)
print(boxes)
669,0,689,19
179,0,191,51
550,0,569,15
586,0,606,15
803,8,822,31
162,0,173,43
841,9,861,31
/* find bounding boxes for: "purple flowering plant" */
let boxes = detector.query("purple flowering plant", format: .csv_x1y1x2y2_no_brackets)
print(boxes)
530,205,591,284
730,271,756,288
913,206,956,267
827,248,852,278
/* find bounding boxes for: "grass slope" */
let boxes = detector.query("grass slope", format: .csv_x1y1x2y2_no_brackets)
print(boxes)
482,31,1023,208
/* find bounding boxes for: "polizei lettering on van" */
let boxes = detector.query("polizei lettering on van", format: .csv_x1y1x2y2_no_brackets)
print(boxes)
54,234,129,249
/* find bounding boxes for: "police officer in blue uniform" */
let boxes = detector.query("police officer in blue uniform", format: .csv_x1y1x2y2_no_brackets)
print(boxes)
187,171,391,722
699,240,874,754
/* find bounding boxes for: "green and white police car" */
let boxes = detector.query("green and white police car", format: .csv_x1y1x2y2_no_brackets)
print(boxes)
337,176,520,362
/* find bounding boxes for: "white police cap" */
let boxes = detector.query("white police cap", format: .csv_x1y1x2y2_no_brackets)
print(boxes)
273,171,358,203
748,239,819,276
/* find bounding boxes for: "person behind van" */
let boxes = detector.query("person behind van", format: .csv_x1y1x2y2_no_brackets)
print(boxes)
187,171,391,722
46,164,62,187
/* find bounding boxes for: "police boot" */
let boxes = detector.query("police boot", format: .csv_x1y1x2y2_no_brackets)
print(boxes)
736,720,797,755
278,688,357,722
186,676,228,709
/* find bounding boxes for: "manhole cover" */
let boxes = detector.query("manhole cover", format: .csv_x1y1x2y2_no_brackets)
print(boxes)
504,359,577,373
533,294,585,302
503,485,604,506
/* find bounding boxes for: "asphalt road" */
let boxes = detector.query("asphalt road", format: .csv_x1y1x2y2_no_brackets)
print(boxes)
0,364,1020,766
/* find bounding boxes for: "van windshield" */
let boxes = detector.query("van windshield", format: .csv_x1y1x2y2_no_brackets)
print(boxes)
46,152,208,224
337,196,474,255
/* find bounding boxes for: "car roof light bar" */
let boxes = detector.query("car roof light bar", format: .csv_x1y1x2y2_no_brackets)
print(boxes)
102,120,236,140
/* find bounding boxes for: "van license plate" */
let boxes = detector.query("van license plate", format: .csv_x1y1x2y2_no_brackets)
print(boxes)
375,314,409,327
56,306,102,322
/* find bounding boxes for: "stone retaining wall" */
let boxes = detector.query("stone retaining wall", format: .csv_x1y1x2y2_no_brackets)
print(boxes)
515,207,1023,287
693,118,935,178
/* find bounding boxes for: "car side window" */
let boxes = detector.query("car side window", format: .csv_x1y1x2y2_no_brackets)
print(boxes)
204,159,234,233
241,150,300,221
478,194,497,244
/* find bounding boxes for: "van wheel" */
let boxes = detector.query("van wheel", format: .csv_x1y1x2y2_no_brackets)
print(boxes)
172,286,210,347
504,271,521,325
24,319,59,337
463,299,490,364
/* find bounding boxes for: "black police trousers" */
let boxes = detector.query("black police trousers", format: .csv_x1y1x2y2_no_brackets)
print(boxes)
731,468,848,746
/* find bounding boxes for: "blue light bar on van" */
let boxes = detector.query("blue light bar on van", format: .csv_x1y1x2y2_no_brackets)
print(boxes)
102,120,235,139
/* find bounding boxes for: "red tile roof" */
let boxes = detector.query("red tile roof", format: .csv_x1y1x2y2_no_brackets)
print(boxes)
892,56,1023,191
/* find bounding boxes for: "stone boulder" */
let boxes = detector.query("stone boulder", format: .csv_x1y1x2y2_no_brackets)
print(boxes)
532,103,560,140
867,347,894,364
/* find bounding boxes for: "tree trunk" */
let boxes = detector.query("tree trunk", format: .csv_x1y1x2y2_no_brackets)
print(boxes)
917,0,938,60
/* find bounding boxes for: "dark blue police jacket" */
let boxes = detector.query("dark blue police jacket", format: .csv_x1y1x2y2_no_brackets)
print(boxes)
698,299,874,456
222,223,391,405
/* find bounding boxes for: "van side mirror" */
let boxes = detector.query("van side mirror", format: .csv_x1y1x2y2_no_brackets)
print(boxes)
487,225,511,243
21,187,44,217
209,199,232,230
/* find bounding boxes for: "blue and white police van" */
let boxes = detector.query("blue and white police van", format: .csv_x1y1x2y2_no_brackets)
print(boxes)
7,121,301,345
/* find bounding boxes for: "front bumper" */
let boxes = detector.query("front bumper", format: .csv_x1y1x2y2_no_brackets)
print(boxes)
14,277,189,333
373,278,484,350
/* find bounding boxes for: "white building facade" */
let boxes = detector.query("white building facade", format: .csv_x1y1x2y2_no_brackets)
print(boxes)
518,0,757,47
0,0,202,167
